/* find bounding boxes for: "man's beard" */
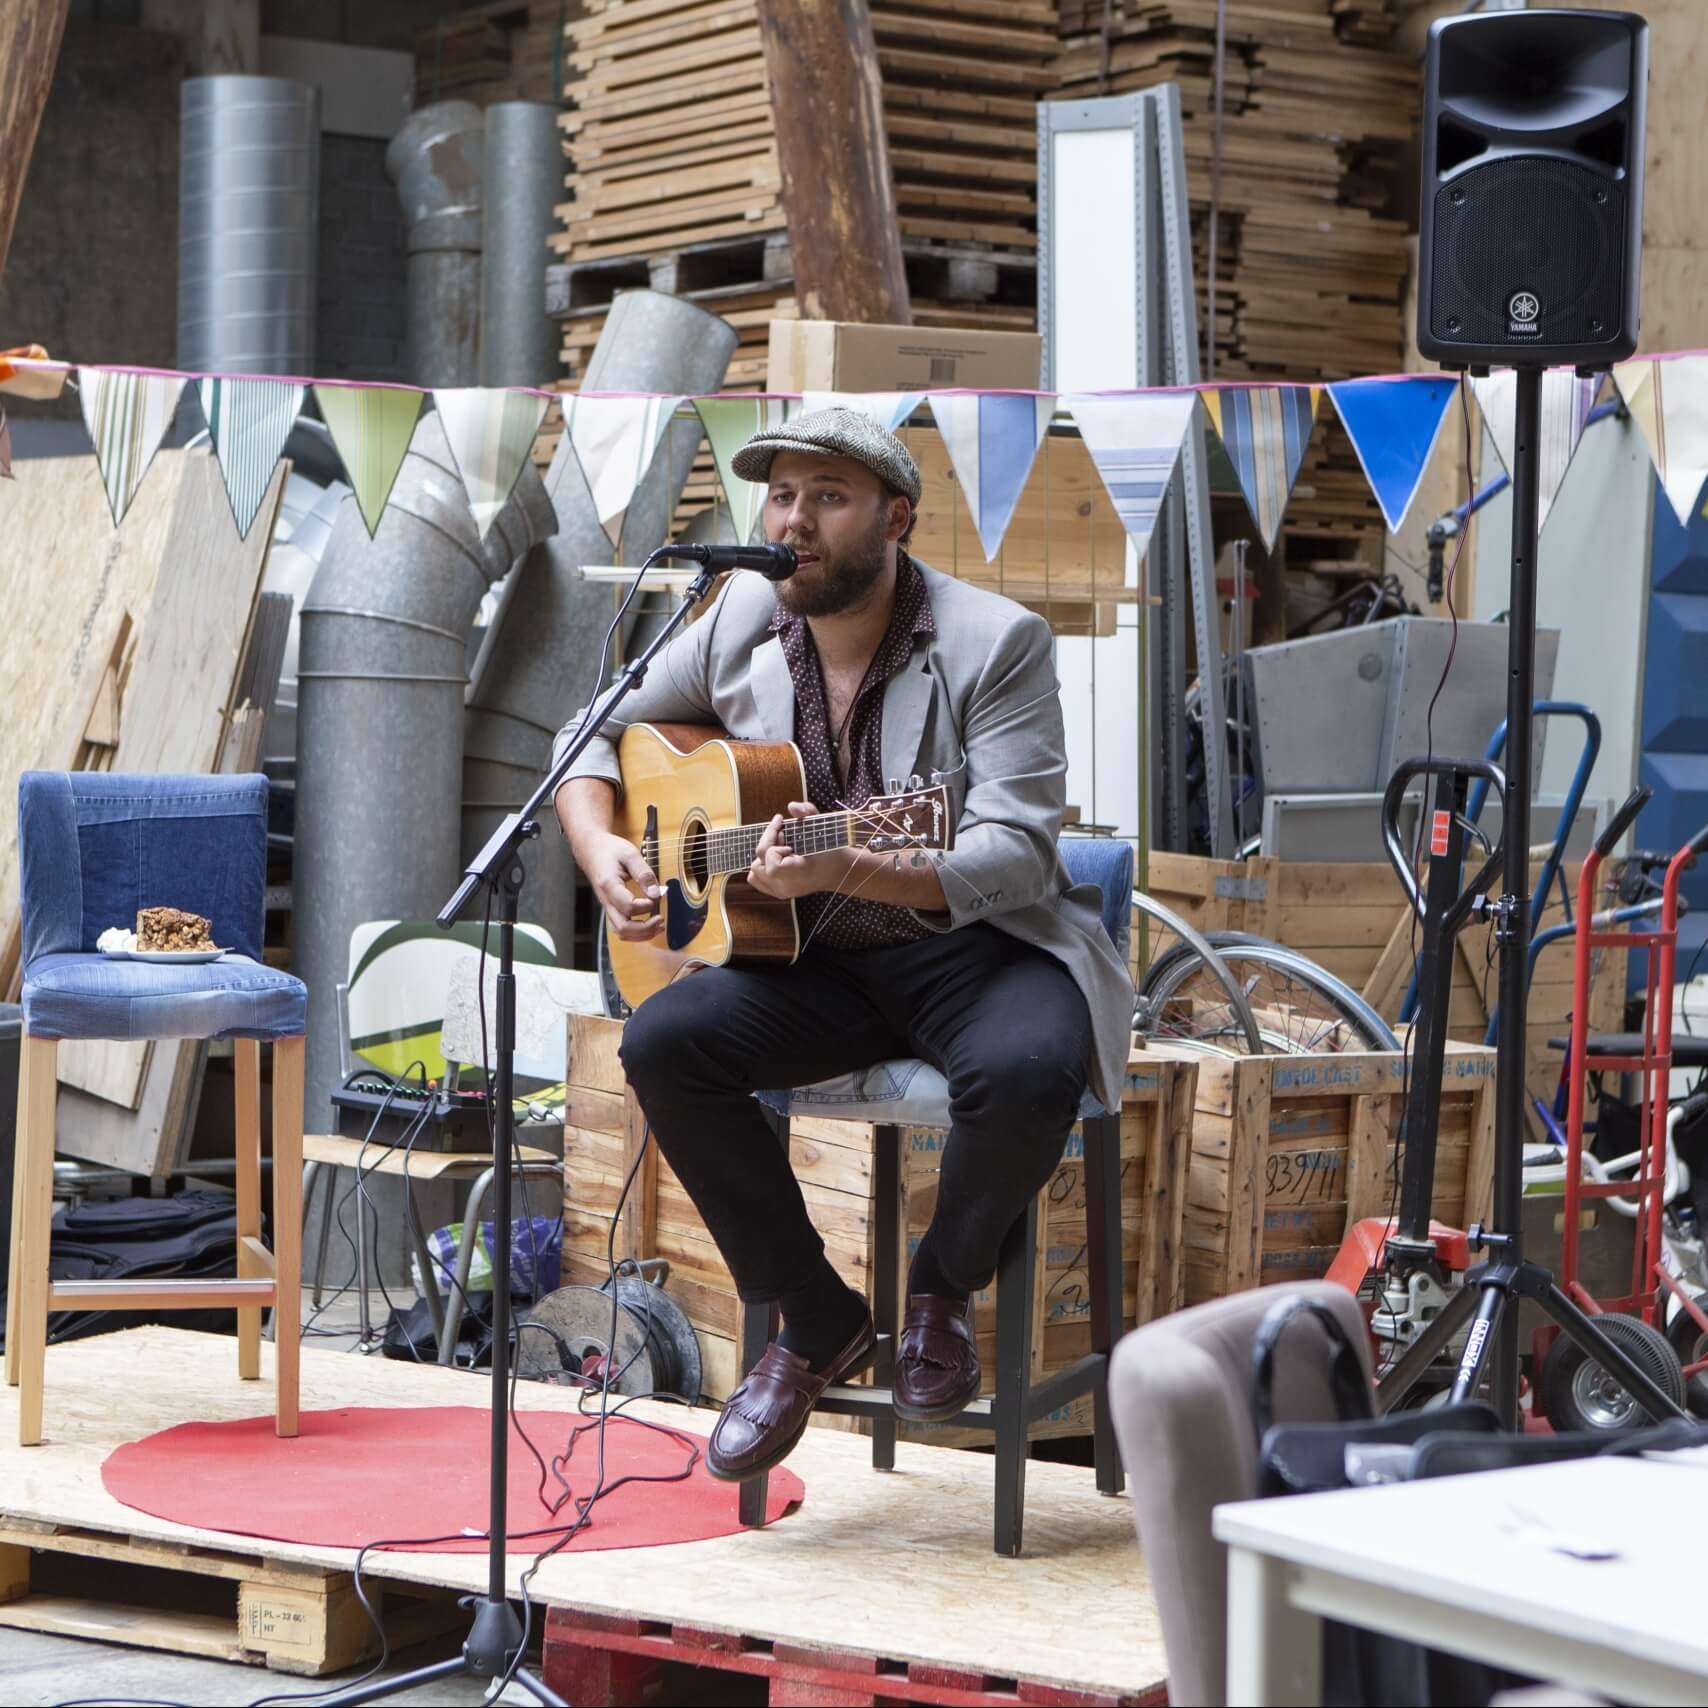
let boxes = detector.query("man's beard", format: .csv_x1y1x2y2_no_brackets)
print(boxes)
775,511,890,618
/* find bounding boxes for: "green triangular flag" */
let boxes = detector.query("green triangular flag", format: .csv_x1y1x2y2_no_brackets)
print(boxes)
314,385,426,538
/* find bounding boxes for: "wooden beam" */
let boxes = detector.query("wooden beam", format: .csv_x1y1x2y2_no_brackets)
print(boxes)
0,0,71,283
754,0,909,324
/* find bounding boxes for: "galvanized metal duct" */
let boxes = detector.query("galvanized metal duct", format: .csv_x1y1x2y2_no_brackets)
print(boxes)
460,293,739,959
294,410,557,1125
178,77,320,374
386,101,483,387
479,102,560,387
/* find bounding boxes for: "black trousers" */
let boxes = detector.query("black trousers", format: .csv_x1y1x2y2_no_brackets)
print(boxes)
618,923,1093,1301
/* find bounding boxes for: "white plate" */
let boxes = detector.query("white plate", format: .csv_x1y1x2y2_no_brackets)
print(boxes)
104,947,227,963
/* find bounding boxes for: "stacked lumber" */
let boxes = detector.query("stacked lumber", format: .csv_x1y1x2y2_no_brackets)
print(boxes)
414,1,570,106
1056,0,1419,567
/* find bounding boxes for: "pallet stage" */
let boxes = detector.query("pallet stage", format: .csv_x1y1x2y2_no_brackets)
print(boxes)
0,1327,1167,1701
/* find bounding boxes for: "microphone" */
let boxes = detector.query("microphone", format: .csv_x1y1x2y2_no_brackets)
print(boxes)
649,541,798,581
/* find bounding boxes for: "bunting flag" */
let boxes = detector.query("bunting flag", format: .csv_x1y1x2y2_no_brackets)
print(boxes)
0,407,11,480
1326,375,1459,533
78,369,186,527
696,396,790,543
198,377,305,538
927,392,1055,561
434,387,551,540
312,384,424,538
1472,369,1598,531
1201,385,1322,551
1065,392,1199,559
565,393,685,543
802,391,923,433
1613,356,1708,527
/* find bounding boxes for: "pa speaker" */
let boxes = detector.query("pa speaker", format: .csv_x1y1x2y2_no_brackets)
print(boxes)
1417,9,1647,369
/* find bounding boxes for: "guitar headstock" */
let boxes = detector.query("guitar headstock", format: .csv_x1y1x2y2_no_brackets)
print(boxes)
857,784,954,854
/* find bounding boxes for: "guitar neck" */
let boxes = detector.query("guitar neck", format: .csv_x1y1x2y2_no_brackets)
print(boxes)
703,811,857,876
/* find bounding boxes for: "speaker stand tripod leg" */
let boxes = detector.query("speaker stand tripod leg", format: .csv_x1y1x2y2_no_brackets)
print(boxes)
1376,1273,1481,1414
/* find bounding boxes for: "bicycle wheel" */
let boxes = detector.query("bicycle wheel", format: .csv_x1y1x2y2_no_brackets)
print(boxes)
1130,894,1266,1055
1140,933,1401,1055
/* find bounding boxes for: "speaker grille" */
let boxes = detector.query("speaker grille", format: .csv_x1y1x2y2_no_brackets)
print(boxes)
1428,157,1625,351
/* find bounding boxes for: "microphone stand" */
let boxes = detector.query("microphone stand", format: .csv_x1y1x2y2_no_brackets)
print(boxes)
318,548,719,1706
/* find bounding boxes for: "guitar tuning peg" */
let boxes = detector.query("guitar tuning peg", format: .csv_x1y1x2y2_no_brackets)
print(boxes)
886,777,903,795
927,771,946,786
907,774,924,791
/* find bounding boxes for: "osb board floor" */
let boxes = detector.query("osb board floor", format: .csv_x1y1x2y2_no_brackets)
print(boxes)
0,1328,1166,1699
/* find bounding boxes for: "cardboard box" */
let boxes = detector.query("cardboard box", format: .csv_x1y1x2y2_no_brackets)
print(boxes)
767,321,1042,395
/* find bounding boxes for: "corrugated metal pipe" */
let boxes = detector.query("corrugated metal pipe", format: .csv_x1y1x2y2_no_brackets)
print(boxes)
294,411,557,1122
386,101,483,387
460,292,740,959
178,76,320,374
479,102,560,387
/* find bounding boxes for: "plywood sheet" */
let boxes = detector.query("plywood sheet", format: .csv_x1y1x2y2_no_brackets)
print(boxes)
0,1327,1168,1700
0,451,191,988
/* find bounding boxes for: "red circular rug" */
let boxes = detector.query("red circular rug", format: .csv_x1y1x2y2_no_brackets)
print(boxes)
102,1407,803,1554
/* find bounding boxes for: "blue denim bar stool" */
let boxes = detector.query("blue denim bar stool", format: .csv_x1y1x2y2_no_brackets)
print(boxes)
744,836,1135,1556
5,773,308,1446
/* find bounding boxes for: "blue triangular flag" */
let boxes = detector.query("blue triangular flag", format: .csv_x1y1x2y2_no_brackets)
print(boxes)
928,393,1055,561
1327,376,1458,533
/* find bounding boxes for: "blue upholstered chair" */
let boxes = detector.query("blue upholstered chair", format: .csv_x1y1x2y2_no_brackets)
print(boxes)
745,836,1136,1556
5,773,308,1445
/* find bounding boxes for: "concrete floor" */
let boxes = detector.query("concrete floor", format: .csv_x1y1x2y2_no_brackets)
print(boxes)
1,1289,561,1708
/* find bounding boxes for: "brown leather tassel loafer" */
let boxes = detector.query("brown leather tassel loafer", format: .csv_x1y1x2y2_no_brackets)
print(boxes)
892,1294,982,1423
705,1311,876,1481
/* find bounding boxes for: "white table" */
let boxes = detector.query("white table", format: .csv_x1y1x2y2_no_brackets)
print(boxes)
1213,1451,1708,1706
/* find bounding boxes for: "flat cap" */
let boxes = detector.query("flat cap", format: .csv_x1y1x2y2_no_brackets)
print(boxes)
730,405,922,505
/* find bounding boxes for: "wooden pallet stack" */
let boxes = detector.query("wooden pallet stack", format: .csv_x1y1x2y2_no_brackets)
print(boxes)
414,1,570,107
1057,0,1418,570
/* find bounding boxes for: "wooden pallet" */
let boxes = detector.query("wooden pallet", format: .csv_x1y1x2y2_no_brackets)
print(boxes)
543,1605,1167,1706
0,1519,461,1676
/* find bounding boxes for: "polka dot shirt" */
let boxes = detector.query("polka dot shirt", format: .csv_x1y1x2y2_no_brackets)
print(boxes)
768,551,936,953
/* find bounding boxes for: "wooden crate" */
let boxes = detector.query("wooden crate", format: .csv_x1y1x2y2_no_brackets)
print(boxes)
564,1016,1196,1440
0,1520,459,1676
898,1048,1197,1444
1162,1038,1497,1305
1139,850,1627,1139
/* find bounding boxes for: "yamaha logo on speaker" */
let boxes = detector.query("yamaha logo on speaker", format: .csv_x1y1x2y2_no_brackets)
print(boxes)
1508,290,1542,337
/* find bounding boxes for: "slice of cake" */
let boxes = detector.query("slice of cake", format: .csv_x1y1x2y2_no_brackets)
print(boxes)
136,906,214,952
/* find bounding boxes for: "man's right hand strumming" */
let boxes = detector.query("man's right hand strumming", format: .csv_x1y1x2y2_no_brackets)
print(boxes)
555,776,664,941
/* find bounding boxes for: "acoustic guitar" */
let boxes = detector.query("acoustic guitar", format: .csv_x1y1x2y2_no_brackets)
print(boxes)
605,722,954,1009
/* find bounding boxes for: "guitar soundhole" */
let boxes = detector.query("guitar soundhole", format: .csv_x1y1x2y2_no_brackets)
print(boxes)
682,815,710,893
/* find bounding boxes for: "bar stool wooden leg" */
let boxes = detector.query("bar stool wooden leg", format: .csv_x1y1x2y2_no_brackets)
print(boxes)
737,1295,780,1527
870,1124,901,1473
14,1035,59,1444
6,1051,29,1386
272,1035,304,1439
992,1197,1038,1557
1083,1111,1127,1498
233,1040,263,1380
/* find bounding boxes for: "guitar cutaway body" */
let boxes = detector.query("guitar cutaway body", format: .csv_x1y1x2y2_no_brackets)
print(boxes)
607,722,806,1009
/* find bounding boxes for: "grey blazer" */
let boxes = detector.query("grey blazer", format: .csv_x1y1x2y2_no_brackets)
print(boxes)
552,559,1135,1111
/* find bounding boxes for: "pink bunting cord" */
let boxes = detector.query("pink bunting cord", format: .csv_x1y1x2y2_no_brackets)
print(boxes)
9,350,1708,406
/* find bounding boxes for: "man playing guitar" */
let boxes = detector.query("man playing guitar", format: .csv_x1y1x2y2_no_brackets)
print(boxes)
553,407,1131,1481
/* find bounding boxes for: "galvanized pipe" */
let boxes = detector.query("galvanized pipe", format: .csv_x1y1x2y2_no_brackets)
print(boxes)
295,410,557,1127
178,76,320,374
461,293,738,959
386,101,483,387
479,102,560,387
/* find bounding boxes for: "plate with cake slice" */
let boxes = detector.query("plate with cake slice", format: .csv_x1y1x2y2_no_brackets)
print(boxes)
101,907,229,962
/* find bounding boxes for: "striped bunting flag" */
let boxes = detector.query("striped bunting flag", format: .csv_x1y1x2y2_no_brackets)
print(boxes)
313,384,425,538
802,391,923,433
1201,385,1321,551
696,396,790,544
434,388,551,541
1065,392,1200,560
566,393,686,545
79,369,186,527
927,393,1054,562
1326,376,1458,533
1613,356,1708,526
1472,370,1598,532
198,377,304,539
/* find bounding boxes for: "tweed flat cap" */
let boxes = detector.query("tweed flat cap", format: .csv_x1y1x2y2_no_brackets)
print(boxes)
730,405,923,504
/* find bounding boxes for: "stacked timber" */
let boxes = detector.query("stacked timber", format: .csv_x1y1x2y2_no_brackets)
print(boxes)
1056,0,1419,568
414,1,569,106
